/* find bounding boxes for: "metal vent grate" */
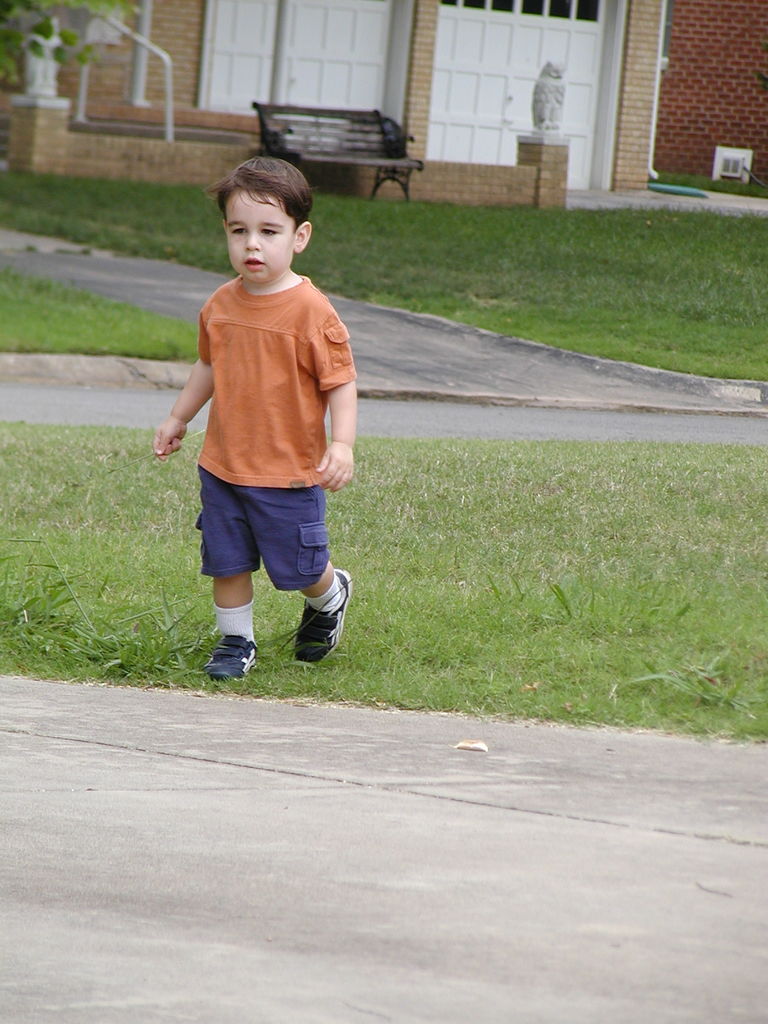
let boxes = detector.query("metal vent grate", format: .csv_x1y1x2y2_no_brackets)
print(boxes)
712,146,753,182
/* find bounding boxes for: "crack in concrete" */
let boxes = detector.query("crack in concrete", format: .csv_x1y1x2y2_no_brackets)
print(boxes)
4,726,766,850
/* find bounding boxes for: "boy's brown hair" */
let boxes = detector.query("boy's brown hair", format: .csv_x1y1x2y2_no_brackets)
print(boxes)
207,157,313,226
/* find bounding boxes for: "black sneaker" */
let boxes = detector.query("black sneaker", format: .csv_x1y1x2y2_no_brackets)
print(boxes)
295,570,352,663
204,635,257,679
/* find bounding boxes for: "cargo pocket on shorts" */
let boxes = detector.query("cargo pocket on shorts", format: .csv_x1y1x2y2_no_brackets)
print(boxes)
195,511,207,565
297,521,329,577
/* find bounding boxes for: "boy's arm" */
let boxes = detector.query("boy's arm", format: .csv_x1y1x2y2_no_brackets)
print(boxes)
317,380,357,492
153,359,214,461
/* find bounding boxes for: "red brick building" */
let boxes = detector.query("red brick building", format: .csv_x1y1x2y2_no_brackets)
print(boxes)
654,0,768,180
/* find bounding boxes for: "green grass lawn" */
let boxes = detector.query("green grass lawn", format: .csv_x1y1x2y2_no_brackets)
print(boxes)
2,173,766,738
0,267,197,360
2,423,767,740
0,171,766,381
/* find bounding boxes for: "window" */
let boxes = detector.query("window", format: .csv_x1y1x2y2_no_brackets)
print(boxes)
577,0,599,19
440,0,599,17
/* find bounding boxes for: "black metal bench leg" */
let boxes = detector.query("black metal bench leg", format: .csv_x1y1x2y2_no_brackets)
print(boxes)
371,166,412,201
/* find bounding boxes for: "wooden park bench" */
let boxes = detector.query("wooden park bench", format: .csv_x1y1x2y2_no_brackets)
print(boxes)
253,102,424,200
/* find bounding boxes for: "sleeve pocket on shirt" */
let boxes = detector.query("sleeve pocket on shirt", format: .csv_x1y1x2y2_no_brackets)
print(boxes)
324,323,353,369
297,521,330,577
324,322,350,345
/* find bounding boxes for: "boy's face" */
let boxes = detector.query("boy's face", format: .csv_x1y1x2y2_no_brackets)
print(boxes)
223,189,311,294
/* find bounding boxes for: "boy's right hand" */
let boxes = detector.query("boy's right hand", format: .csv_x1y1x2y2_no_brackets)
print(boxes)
153,416,187,461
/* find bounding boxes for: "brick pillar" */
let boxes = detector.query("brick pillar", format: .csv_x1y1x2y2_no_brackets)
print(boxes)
517,136,569,207
612,0,664,190
402,0,438,161
9,95,71,174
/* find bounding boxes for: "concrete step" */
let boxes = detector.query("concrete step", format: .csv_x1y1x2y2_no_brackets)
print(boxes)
69,118,252,146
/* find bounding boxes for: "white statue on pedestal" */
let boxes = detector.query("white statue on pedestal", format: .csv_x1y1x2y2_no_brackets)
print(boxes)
25,19,62,99
532,62,566,134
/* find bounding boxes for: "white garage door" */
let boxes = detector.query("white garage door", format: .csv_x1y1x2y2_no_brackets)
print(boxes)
203,0,276,113
428,0,605,189
202,0,392,113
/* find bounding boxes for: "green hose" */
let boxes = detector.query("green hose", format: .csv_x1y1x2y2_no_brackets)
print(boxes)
648,182,709,198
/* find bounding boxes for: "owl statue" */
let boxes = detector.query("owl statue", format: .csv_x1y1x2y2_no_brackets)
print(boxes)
532,62,566,133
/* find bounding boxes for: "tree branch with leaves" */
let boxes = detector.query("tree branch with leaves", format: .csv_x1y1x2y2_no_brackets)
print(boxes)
0,1,131,84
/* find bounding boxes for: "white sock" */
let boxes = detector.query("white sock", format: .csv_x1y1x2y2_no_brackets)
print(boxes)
214,601,254,643
306,572,345,614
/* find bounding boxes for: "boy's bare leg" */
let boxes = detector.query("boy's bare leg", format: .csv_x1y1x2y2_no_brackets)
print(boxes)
213,573,254,608
301,562,335,599
212,568,334,604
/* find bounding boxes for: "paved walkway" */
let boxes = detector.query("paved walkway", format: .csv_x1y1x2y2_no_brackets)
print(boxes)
568,185,768,217
0,212,766,417
2,193,768,1022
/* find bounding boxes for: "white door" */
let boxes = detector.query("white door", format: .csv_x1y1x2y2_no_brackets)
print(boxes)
202,0,277,114
201,0,392,114
427,0,605,189
279,0,391,108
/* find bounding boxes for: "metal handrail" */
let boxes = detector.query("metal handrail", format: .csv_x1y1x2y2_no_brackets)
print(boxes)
74,15,174,143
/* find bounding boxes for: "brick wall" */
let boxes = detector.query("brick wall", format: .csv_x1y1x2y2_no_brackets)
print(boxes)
142,2,205,108
64,133,251,186
8,99,560,206
403,0,438,160
517,138,569,207
8,100,71,174
57,24,132,106
410,161,539,206
654,0,768,179
8,101,254,184
57,2,205,110
613,0,665,190
307,159,540,206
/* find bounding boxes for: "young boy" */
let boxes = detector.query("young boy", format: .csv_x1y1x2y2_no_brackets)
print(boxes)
153,157,357,678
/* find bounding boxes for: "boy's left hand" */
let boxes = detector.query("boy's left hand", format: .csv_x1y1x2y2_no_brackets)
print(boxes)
317,441,354,492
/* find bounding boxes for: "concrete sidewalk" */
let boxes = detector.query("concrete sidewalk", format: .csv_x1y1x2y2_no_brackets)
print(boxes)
0,225,766,417
2,674,767,1024
568,185,768,217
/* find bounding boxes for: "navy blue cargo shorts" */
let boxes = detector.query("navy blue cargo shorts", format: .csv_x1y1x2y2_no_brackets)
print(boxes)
196,466,329,591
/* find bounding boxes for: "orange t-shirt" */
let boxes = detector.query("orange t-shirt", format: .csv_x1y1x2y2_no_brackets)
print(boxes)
197,276,356,488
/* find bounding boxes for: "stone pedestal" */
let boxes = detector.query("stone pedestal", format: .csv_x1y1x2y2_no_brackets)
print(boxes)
517,135,569,208
9,95,71,174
